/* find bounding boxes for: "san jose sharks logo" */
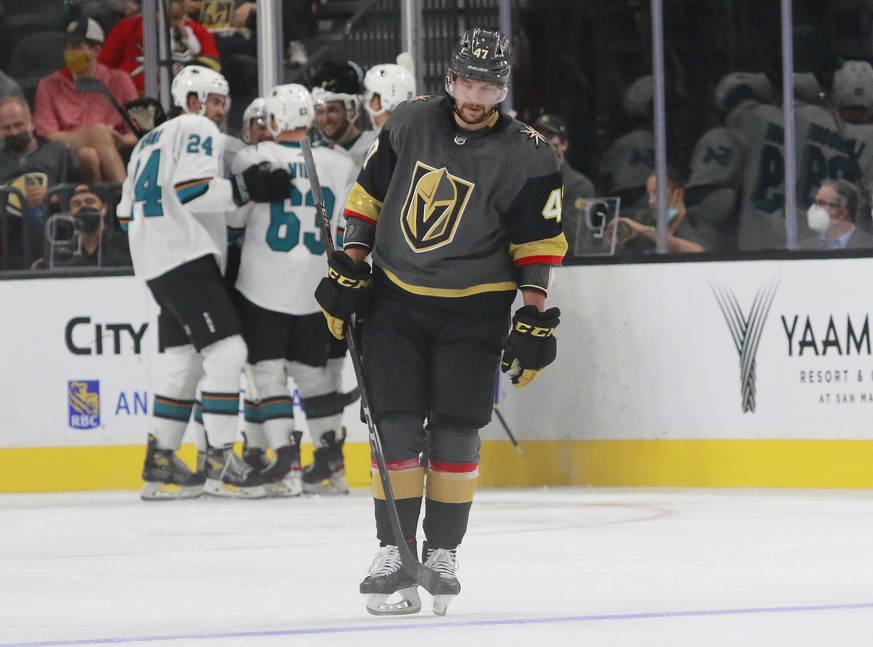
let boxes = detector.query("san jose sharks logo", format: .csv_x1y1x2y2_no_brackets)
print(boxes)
400,162,474,252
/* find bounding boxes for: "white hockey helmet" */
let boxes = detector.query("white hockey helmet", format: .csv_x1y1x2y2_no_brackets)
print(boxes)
363,63,416,117
714,72,773,112
171,66,230,115
833,60,873,109
622,75,654,117
241,97,267,144
265,83,315,136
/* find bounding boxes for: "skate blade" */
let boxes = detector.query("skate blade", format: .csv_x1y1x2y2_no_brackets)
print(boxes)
140,482,203,501
203,479,267,499
431,593,456,616
265,478,302,498
364,587,422,616
302,477,349,496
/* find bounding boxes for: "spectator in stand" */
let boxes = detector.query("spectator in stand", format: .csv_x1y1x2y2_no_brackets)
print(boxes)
0,96,80,269
34,19,138,184
532,113,596,252
214,1,312,66
605,168,707,253
0,70,23,102
33,183,132,268
99,0,221,95
799,180,873,250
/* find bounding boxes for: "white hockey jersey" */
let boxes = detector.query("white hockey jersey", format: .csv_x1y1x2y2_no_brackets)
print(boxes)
118,114,233,280
339,129,377,169
229,140,355,315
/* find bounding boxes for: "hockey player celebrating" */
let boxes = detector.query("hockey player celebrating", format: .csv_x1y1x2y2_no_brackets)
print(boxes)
121,66,292,500
362,63,416,131
240,97,274,145
311,60,376,168
315,28,567,615
228,83,356,497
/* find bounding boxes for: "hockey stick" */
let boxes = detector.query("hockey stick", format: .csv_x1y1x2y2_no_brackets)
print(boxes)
75,77,145,138
300,137,443,596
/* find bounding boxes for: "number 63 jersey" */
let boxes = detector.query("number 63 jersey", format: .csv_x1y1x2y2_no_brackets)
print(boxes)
229,140,355,315
118,114,234,281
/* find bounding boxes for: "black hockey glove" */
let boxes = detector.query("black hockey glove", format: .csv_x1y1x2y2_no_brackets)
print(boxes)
314,250,372,339
500,305,561,389
231,162,291,205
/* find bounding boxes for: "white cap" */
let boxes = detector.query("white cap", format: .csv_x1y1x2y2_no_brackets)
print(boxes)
64,18,105,45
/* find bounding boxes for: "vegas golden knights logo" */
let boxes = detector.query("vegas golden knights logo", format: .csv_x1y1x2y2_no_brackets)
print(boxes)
401,162,474,252
200,0,234,30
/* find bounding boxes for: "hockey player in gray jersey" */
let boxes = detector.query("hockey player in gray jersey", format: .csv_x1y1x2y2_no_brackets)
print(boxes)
315,28,566,616
726,72,790,250
228,84,356,497
830,60,873,230
684,73,759,251
599,74,655,217
120,66,292,500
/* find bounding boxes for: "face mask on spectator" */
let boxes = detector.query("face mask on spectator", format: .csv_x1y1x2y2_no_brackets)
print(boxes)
75,207,103,233
806,204,831,234
3,131,31,154
64,47,92,76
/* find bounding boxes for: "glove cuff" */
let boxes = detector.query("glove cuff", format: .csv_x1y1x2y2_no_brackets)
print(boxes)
231,174,249,206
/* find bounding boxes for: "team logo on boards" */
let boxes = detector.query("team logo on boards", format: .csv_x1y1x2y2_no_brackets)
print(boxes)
710,280,779,413
400,162,473,252
68,380,100,429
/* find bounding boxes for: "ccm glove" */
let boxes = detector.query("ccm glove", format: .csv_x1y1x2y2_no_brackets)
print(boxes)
314,250,372,339
231,162,292,205
500,305,561,389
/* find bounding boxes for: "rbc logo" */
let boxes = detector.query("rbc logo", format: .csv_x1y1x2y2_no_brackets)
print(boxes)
68,380,101,429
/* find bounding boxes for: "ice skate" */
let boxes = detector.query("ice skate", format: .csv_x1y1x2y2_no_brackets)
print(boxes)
259,432,303,497
140,434,205,500
423,542,461,616
202,445,267,498
360,545,422,616
302,430,349,495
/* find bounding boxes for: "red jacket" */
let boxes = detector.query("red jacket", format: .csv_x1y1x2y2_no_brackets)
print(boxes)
99,15,221,94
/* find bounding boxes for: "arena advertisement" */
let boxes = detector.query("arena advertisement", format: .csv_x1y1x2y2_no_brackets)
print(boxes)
0,276,364,449
2,258,873,452
497,256,873,442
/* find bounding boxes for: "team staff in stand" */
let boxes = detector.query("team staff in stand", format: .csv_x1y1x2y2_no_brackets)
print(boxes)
118,66,291,500
315,28,566,616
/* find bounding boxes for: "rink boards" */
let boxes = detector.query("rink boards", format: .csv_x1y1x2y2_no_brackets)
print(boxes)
1,258,873,492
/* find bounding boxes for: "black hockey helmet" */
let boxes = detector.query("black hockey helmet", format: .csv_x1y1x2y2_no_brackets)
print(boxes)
310,60,365,110
447,28,510,84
